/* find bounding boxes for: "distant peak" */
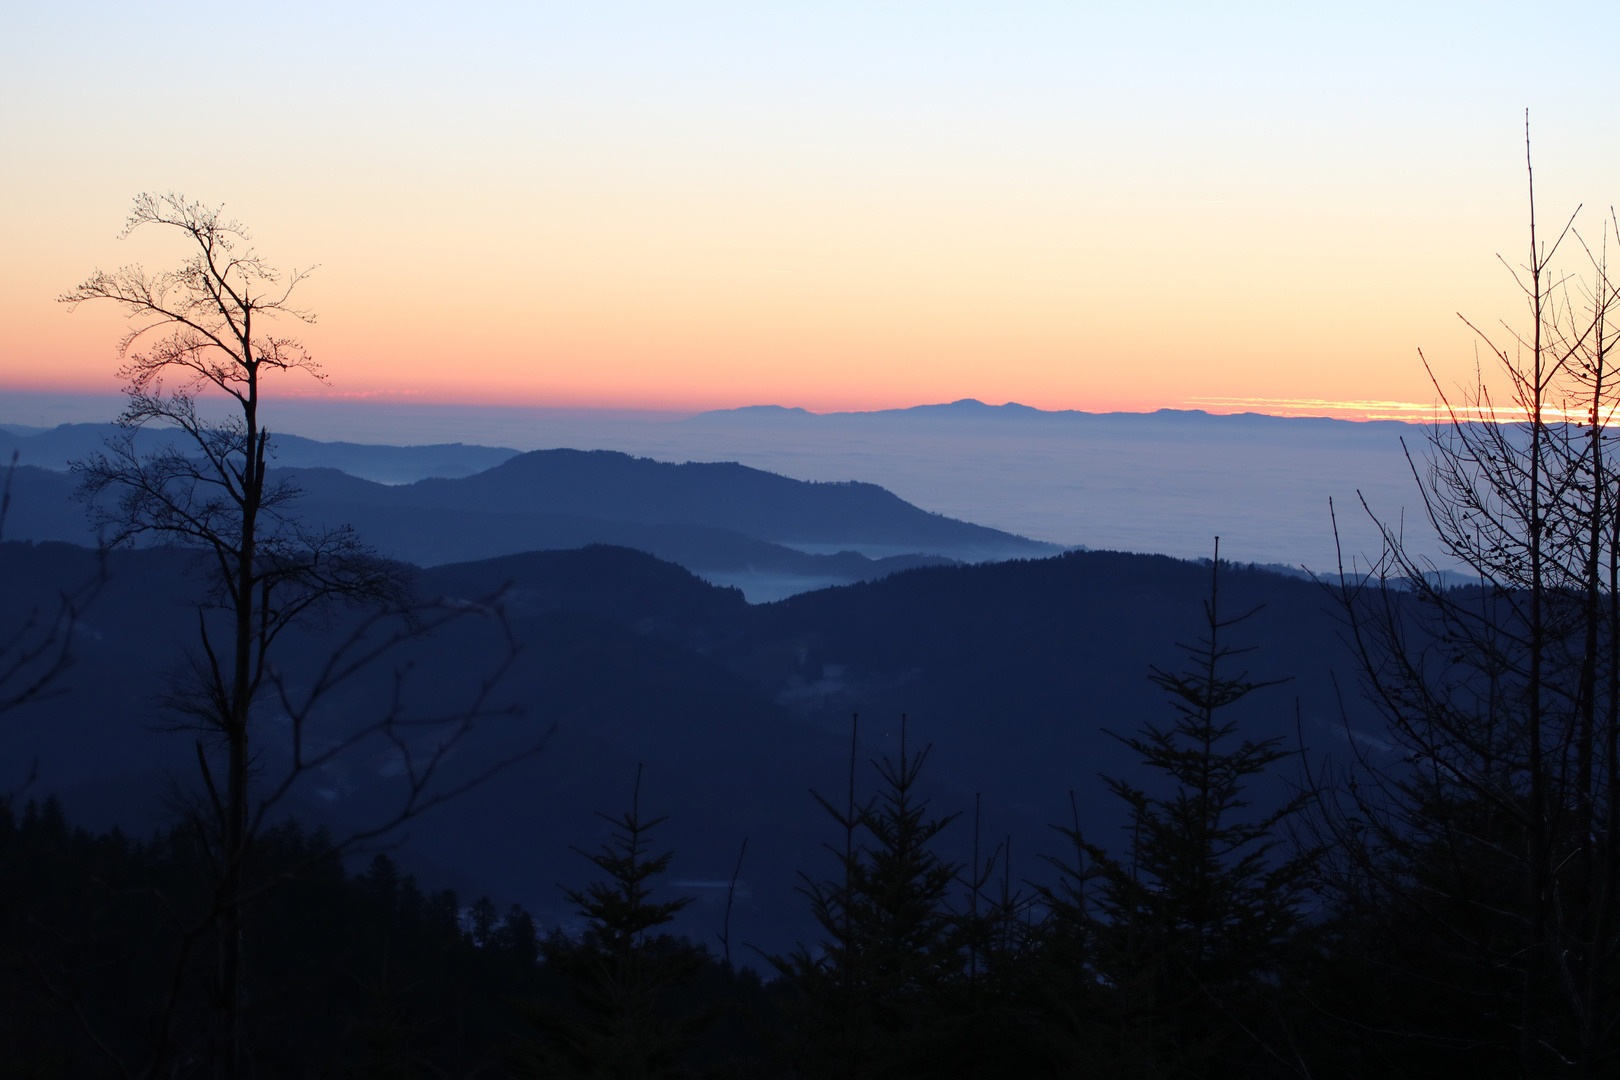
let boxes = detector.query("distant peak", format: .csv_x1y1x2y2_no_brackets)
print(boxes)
734,404,812,415
686,405,813,422
918,399,1041,413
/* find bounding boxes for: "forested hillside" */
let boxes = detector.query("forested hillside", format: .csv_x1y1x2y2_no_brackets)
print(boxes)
0,541,1355,951
0,537,1534,1077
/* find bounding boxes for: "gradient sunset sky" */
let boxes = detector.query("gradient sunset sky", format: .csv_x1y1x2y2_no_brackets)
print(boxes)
4,3,1619,417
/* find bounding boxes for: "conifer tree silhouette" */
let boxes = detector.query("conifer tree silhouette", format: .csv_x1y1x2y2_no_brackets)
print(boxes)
1087,543,1315,1077
774,715,964,1078
515,765,707,1079
858,717,965,1001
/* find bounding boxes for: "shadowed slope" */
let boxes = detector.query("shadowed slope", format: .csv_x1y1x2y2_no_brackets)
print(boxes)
1,541,1373,956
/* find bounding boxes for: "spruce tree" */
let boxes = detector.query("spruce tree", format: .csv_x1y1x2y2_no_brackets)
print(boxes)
774,716,964,1078
515,765,708,1079
1088,546,1315,1077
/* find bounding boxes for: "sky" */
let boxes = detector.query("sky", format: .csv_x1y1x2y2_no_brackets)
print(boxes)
4,2,1620,417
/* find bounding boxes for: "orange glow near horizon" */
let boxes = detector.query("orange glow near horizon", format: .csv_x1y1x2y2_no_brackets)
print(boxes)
0,374,1599,429
1182,397,1610,424
5,7,1620,420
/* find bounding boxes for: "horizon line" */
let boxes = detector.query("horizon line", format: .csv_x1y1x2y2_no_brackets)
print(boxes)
2,388,1576,427
0,388,1429,424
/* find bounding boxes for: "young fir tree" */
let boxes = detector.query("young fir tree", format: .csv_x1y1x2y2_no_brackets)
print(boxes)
774,715,965,1078
515,766,708,1080
1027,793,1109,1070
1087,545,1316,1078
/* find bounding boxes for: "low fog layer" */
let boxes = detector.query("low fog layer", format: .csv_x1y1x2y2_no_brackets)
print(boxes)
2,396,1424,573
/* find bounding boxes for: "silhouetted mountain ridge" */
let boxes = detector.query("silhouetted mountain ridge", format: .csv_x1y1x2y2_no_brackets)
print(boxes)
2,445,1055,600
687,397,1419,434
0,422,521,483
347,449,1048,554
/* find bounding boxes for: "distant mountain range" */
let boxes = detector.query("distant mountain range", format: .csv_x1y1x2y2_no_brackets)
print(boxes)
1,402,1429,580
0,423,521,484
1,432,1060,600
684,398,1419,432
0,401,1421,484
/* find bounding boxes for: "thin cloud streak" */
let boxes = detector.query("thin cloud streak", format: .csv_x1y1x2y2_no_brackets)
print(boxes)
1186,396,1600,424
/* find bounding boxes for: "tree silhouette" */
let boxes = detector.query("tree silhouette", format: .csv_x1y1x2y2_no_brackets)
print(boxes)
1325,120,1620,1075
516,765,708,1079
1086,543,1313,1077
774,715,965,1078
55,193,527,1079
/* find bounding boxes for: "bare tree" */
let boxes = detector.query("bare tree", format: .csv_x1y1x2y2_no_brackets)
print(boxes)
54,193,535,1078
1323,120,1620,1077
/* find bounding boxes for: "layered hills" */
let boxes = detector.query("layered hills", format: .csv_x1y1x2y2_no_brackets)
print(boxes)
0,415,1379,953
2,439,1057,600
0,540,1375,955
0,422,520,483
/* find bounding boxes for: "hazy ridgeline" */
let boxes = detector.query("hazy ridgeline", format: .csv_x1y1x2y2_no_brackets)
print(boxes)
0,397,1419,574
1,421,1057,602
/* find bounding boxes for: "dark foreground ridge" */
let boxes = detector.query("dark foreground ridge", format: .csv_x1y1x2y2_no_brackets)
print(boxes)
0,535,1589,1077
0,539,1359,953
